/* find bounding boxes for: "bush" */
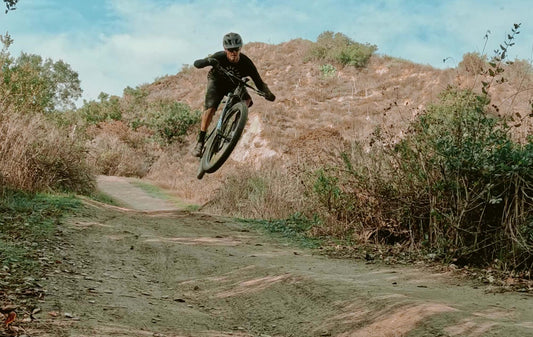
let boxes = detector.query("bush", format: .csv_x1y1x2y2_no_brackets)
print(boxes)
77,92,122,124
149,101,201,144
319,63,337,78
77,87,200,145
306,31,377,68
76,87,200,177
306,87,533,271
401,89,532,268
0,113,95,194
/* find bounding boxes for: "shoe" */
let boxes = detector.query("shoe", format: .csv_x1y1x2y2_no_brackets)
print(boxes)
192,141,204,157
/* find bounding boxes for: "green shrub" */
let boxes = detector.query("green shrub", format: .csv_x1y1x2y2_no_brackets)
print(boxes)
77,92,122,124
307,31,377,68
77,85,199,145
312,169,341,212
319,63,337,78
304,87,532,270
252,213,322,248
149,102,201,144
398,88,532,266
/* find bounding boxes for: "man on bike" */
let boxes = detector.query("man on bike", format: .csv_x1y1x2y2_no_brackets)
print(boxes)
192,32,276,157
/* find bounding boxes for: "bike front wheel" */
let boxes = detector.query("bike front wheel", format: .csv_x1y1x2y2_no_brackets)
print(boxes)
201,102,248,173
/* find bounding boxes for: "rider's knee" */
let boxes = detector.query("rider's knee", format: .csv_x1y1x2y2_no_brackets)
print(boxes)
203,107,216,117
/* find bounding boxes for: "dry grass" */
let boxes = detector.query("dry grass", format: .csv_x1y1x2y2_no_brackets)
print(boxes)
0,113,94,193
205,159,306,219
85,120,159,177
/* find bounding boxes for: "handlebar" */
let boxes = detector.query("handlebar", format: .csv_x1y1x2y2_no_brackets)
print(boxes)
213,65,266,98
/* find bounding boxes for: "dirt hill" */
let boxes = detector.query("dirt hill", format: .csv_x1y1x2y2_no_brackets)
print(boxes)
111,39,532,205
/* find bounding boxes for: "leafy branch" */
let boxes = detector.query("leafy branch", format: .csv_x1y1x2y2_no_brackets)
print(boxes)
3,0,18,14
481,23,521,95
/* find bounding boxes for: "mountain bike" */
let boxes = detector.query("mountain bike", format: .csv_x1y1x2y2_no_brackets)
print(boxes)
197,65,268,180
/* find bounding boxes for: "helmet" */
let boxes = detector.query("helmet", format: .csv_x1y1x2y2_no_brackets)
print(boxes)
223,32,243,49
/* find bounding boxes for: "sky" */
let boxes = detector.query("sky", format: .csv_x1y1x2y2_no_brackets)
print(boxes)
1,0,532,105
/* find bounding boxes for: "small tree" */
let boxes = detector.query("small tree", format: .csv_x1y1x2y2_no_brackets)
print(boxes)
0,34,82,113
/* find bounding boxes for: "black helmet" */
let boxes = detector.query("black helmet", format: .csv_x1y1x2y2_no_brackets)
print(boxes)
223,32,243,49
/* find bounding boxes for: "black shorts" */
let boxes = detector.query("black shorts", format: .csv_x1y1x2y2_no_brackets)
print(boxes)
204,78,252,110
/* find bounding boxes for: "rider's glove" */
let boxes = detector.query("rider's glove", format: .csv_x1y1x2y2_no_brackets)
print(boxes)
264,91,276,102
207,58,219,67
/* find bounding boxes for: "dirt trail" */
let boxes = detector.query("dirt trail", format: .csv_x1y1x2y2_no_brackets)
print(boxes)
29,176,533,337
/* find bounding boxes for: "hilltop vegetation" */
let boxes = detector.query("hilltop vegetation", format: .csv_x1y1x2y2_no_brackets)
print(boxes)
1,29,532,274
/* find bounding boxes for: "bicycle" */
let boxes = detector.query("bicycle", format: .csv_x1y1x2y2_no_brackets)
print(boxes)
197,65,268,180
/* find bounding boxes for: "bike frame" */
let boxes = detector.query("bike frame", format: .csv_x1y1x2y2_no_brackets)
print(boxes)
204,67,263,148
203,89,238,148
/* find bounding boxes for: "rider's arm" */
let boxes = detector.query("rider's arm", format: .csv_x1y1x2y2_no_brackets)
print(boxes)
242,55,275,101
194,51,225,69
251,74,276,102
194,58,210,68
194,58,218,69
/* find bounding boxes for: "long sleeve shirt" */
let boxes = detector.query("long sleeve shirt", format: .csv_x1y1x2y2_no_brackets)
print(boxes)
194,51,269,92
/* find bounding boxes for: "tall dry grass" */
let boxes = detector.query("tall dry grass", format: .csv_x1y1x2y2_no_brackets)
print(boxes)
205,128,347,219
205,159,307,219
0,113,94,194
85,120,159,177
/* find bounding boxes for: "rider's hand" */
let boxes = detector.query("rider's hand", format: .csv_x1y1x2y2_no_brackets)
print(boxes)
264,91,276,102
207,58,219,67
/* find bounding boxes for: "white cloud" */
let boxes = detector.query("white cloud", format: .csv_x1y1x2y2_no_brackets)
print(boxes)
0,0,531,104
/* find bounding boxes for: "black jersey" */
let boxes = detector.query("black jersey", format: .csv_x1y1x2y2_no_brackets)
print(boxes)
194,51,268,92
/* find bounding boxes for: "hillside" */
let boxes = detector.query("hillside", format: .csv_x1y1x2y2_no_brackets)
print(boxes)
121,39,531,206
2,34,532,336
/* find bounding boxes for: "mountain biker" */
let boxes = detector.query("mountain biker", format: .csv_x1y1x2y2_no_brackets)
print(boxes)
192,32,276,157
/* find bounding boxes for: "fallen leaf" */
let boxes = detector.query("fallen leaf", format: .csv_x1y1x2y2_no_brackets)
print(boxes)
5,311,16,326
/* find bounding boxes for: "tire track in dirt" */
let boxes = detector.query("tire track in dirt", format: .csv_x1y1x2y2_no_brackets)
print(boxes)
27,176,533,337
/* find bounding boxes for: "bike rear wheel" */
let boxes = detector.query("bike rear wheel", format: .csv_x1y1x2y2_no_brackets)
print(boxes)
201,102,248,173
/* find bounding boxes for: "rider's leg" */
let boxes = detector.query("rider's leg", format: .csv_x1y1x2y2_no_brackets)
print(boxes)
193,79,223,157
193,107,217,157
200,107,217,132
243,89,253,108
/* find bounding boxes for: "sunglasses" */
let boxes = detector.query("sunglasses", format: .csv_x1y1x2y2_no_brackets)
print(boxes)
226,47,241,53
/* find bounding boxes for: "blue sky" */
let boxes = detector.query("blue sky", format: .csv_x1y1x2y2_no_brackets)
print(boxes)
1,0,532,104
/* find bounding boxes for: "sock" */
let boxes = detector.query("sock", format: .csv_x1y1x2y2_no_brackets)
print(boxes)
198,131,206,143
